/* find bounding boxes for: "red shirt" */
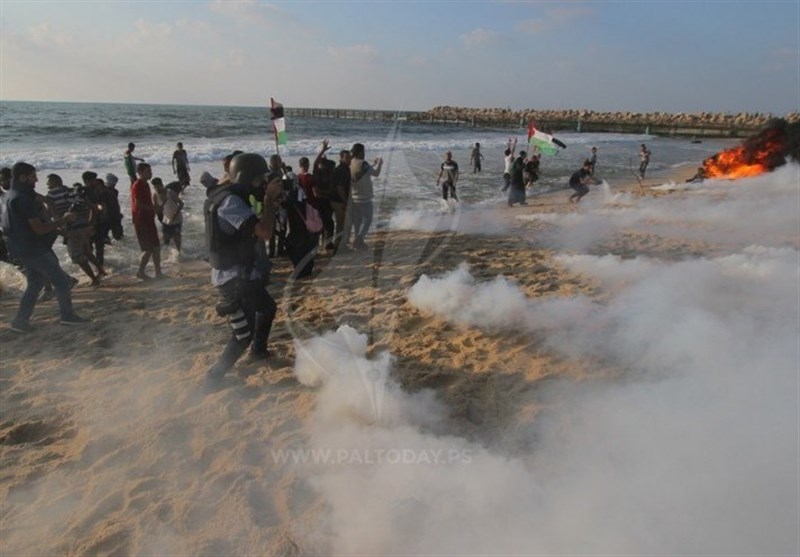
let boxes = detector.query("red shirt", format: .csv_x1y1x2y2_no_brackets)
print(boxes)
131,179,155,224
298,173,318,208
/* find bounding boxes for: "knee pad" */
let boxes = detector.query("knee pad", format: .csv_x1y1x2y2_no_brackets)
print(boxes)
216,299,240,317
229,309,252,343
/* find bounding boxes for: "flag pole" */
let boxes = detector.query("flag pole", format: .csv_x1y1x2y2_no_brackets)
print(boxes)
270,98,279,155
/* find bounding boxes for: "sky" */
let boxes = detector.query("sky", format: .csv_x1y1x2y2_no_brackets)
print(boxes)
0,0,798,114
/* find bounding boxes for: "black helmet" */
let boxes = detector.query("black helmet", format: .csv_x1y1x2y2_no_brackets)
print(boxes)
229,153,268,185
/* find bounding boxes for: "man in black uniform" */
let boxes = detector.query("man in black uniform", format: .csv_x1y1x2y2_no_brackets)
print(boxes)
204,153,284,385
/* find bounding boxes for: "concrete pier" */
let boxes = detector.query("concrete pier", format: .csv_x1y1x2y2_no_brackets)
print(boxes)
283,106,800,138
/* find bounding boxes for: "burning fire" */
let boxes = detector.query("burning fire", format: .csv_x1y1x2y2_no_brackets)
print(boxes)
702,140,782,179
702,118,799,180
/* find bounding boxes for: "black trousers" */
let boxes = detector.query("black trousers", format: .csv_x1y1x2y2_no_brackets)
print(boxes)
210,277,277,376
441,181,458,200
317,198,335,246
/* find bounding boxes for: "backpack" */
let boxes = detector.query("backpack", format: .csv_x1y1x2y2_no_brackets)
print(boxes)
294,202,323,234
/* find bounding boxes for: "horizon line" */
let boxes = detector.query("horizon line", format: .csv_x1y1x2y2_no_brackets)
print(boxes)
1,99,796,117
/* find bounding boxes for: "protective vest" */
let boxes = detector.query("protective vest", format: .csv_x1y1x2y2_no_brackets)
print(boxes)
204,184,256,271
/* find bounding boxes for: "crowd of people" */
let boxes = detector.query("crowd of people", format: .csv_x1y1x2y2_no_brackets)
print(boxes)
1,135,654,386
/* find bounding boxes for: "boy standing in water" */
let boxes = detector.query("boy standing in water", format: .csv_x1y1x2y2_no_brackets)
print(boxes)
124,143,144,185
638,144,651,179
172,142,191,189
153,179,184,253
437,151,459,201
470,143,483,173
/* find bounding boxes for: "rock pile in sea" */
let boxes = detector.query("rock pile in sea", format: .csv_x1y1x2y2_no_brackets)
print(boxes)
421,106,800,130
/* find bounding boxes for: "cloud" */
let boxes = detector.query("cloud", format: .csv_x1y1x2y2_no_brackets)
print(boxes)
25,22,72,48
174,18,214,37
327,43,378,63
409,55,430,67
132,18,173,42
516,6,593,34
765,47,800,73
772,47,800,59
460,28,493,47
227,48,246,68
208,0,283,28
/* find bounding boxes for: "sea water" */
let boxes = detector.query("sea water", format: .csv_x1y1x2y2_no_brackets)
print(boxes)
0,101,737,283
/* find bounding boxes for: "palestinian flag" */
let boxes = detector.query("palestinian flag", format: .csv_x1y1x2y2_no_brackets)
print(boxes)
271,98,287,146
527,121,563,156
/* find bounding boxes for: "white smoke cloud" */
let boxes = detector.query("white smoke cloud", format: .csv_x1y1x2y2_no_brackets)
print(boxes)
399,246,799,554
520,163,800,252
293,164,799,554
294,325,441,429
389,203,511,236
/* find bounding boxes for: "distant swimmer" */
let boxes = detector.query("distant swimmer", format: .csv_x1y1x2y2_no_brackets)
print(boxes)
437,151,459,201
588,146,598,176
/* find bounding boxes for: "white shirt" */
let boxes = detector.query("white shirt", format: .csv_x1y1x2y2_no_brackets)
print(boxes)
504,154,514,174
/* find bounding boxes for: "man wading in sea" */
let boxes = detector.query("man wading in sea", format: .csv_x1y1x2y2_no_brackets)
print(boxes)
437,151,459,201
172,142,191,189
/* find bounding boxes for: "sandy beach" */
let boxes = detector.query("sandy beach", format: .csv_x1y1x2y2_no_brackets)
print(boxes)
1,164,798,555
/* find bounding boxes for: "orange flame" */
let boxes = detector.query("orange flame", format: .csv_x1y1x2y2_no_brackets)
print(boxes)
703,138,784,180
